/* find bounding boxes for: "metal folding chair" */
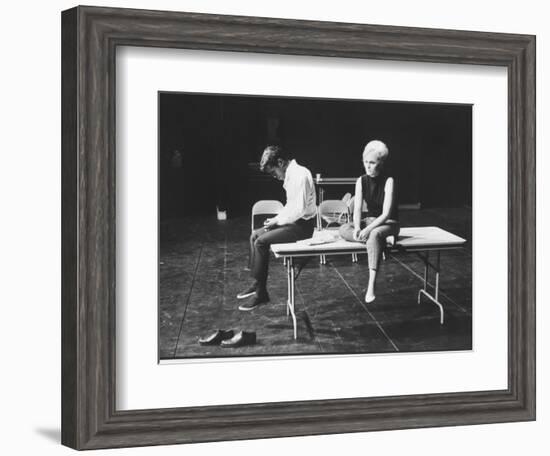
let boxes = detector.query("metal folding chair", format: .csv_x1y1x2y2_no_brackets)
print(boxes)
251,200,285,266
317,199,350,265
251,200,284,231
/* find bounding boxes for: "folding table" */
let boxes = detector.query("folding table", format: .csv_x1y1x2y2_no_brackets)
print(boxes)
271,226,467,339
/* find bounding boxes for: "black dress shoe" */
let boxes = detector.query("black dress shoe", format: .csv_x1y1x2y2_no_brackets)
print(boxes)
237,283,257,299
198,329,234,346
221,331,257,348
238,292,269,311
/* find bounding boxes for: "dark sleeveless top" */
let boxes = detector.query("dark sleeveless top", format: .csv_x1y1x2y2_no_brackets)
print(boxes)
361,173,398,221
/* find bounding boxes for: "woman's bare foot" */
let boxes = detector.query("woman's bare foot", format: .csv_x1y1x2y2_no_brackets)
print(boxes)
365,291,376,303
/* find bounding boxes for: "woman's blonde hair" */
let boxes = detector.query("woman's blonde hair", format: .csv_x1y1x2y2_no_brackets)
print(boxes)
363,140,389,163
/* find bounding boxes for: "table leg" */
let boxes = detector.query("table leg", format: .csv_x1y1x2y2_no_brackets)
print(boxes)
288,257,297,339
435,251,440,302
417,251,429,304
417,250,444,324
286,257,291,317
423,251,429,290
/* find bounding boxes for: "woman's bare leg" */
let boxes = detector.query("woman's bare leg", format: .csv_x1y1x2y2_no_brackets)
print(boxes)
364,223,399,303
365,268,377,303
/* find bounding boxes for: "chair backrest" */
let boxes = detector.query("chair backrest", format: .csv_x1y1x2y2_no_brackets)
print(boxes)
341,192,352,205
318,200,349,229
251,200,284,231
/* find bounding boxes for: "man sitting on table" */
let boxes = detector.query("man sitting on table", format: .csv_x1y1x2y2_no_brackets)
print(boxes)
237,145,317,311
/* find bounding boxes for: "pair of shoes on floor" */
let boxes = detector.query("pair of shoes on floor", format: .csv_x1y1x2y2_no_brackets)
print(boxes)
221,330,257,348
198,329,234,346
198,329,256,347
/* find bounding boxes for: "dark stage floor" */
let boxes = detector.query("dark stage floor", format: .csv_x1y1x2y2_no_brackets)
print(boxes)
159,208,472,360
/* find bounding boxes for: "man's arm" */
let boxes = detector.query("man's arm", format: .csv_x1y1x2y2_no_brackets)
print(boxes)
352,177,363,240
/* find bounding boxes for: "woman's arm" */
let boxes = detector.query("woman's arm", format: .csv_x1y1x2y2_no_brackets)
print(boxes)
352,178,363,239
357,177,395,240
353,177,363,228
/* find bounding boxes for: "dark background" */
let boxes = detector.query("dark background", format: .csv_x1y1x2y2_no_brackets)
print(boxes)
159,92,472,219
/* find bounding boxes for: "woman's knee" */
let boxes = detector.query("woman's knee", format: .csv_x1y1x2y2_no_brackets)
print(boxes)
339,223,355,241
366,229,382,243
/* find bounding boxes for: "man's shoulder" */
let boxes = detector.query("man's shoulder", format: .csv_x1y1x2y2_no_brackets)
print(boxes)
292,160,313,178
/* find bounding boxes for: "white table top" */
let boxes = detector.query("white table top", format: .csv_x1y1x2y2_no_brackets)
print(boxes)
271,226,466,257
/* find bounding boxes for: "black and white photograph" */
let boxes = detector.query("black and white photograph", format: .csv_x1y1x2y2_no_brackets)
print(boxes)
2,0,542,454
158,92,472,360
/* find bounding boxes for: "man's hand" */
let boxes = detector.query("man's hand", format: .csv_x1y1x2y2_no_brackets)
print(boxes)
263,218,278,230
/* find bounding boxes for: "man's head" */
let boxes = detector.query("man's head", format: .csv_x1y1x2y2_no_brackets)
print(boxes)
260,145,290,181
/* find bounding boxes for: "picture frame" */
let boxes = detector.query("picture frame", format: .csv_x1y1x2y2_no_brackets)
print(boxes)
61,5,535,450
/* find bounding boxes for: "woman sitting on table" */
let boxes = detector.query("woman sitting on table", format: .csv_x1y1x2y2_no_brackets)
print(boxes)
339,140,399,304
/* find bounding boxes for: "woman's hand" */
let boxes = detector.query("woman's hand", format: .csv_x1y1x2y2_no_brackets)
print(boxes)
357,226,371,241
352,227,361,241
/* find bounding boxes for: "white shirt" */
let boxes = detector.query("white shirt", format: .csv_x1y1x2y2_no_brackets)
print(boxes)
273,159,317,225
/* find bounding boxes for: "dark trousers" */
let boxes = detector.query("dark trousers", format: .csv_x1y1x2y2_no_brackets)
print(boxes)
249,218,315,291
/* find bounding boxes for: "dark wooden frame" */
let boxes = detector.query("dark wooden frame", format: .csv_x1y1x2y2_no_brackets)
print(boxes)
61,5,536,450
